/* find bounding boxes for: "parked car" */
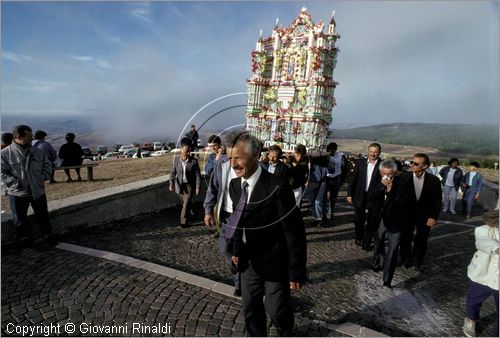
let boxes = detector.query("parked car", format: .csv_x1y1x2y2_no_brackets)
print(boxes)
133,150,151,158
142,143,154,151
123,148,138,157
113,144,122,152
81,147,93,159
153,142,163,151
151,150,169,157
170,148,181,154
96,145,108,155
118,145,133,153
102,152,123,160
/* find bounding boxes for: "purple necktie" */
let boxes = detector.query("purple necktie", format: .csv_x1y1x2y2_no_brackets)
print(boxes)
224,181,249,240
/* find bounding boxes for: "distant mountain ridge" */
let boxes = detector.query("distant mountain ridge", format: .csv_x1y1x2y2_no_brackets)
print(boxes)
332,123,499,156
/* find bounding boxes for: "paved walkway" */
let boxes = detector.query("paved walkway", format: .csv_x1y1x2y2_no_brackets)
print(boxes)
2,189,498,336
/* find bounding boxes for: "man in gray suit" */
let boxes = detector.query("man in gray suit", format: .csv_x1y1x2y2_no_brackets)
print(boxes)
169,142,201,227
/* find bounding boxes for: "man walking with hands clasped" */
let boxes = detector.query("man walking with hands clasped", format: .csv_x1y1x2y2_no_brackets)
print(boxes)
226,133,307,336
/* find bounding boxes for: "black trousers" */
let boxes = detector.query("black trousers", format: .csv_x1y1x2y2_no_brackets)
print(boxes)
353,205,366,242
8,194,52,239
373,220,401,284
241,264,293,336
353,203,375,247
400,219,431,267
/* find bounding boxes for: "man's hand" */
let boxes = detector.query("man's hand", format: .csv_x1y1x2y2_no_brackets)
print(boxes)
474,193,480,201
168,185,174,192
195,188,200,196
290,282,301,290
426,218,437,228
231,256,238,266
346,196,353,205
204,214,214,227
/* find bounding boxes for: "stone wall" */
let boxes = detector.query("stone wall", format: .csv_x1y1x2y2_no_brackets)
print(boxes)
1,175,209,245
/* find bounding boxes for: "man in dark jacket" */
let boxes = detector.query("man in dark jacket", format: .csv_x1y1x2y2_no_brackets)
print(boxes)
400,153,442,271
368,160,408,288
58,132,84,181
227,133,306,336
347,143,382,250
265,145,290,181
33,130,58,183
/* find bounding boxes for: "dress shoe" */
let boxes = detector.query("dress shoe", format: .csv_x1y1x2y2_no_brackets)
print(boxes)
404,259,414,269
372,265,382,272
233,288,242,297
362,244,372,251
180,223,188,228
43,234,59,246
382,282,392,289
355,240,363,247
414,264,425,272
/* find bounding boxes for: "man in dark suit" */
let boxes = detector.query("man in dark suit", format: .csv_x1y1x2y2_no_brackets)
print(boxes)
169,142,201,227
347,143,382,250
266,145,290,181
368,160,408,288
227,133,307,336
400,153,442,271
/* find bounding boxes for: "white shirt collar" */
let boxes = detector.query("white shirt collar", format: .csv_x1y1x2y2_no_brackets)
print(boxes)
242,164,262,189
413,172,426,180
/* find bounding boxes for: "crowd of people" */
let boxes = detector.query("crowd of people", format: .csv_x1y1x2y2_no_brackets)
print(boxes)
166,132,498,337
1,125,497,337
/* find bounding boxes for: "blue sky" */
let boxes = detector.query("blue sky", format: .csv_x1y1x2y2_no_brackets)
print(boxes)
1,1,498,140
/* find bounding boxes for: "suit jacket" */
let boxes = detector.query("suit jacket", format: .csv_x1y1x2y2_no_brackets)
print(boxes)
347,158,382,208
367,176,408,233
204,160,233,219
229,170,307,283
401,171,442,223
266,161,290,181
169,156,201,194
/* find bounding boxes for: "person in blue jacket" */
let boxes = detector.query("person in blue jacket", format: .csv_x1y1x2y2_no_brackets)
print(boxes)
461,161,483,219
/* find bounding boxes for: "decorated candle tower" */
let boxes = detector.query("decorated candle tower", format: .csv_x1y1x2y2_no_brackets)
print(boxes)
245,8,340,151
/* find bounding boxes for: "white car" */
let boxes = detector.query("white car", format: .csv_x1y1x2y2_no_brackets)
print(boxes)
170,148,181,154
151,150,169,157
102,152,123,160
118,145,133,153
153,142,163,151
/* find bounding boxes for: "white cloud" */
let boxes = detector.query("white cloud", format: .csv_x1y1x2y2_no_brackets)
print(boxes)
71,55,93,62
96,59,112,69
2,51,32,63
131,3,152,24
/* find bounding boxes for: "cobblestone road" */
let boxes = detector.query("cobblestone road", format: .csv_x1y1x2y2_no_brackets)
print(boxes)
2,188,498,336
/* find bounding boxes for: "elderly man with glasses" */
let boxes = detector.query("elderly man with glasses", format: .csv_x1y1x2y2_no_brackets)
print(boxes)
400,153,442,272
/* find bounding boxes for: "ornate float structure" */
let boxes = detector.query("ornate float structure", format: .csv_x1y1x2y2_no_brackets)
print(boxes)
245,8,340,151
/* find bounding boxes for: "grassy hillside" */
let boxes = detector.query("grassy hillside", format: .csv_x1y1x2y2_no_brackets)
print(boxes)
333,123,499,156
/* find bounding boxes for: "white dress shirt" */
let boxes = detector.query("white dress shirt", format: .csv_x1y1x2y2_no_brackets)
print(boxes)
413,172,425,201
181,158,189,183
241,165,262,243
366,160,377,192
267,162,277,174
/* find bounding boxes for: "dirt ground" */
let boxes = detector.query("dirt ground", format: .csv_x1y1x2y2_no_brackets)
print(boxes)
1,141,498,213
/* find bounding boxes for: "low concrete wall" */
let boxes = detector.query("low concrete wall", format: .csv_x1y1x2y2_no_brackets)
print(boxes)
1,175,208,245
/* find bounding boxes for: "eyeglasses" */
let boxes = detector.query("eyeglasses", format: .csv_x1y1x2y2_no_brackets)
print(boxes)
410,161,424,167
